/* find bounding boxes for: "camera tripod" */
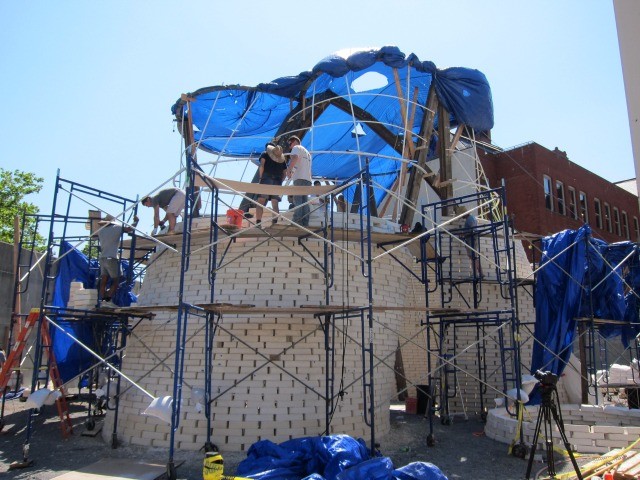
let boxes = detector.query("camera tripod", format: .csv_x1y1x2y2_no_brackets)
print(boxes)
525,380,583,479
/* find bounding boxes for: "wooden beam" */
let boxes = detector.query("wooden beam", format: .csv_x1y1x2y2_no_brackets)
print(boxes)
392,69,416,158
392,86,420,222
437,102,453,214
182,96,202,215
450,124,465,152
399,85,439,225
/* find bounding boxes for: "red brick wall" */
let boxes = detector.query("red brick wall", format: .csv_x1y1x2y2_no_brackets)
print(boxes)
479,142,640,259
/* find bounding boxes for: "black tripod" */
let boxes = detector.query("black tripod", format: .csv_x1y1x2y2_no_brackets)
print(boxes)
525,371,583,480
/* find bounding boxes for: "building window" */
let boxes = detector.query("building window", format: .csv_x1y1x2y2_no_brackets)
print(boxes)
604,203,612,232
622,211,630,239
594,198,602,229
568,187,577,219
634,217,640,242
579,191,588,223
555,181,565,215
613,207,621,236
543,175,553,211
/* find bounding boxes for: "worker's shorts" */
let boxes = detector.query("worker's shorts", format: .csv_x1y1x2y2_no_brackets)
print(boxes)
258,176,284,201
100,257,121,279
166,190,186,216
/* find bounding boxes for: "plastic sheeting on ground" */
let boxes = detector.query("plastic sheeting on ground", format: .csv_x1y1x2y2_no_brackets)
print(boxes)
236,434,447,480
530,225,640,403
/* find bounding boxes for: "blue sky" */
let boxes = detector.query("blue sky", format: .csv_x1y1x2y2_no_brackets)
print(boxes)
0,1,632,231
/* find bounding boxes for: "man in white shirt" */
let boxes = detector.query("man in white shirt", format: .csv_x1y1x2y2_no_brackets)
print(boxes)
285,135,312,226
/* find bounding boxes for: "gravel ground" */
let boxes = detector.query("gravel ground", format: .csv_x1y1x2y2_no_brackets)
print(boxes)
0,397,586,480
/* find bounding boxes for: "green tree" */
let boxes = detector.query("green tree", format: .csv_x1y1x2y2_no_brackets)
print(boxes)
0,168,45,248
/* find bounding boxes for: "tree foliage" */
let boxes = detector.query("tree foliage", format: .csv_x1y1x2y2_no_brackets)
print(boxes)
0,168,45,248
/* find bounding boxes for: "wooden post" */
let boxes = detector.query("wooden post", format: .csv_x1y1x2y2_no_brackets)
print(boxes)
437,102,453,215
399,85,438,226
180,94,202,216
391,80,420,222
577,321,589,404
11,215,21,346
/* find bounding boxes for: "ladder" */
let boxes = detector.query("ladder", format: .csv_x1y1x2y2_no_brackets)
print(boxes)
0,308,73,438
0,309,40,392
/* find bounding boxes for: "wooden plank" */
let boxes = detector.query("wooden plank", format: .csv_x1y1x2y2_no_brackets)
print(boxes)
616,451,640,478
195,175,336,196
118,303,482,316
569,449,626,479
50,458,169,480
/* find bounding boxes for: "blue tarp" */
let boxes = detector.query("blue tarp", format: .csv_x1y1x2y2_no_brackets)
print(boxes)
530,226,640,402
51,242,100,383
50,242,135,382
236,434,447,480
171,46,493,206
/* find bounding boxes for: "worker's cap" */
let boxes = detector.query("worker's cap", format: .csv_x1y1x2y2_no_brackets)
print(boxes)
287,135,301,145
266,144,286,163
98,214,117,225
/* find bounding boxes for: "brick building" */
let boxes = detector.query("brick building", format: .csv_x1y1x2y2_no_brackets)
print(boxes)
479,142,640,260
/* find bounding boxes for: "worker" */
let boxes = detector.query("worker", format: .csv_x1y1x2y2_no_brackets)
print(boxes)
96,214,138,307
141,188,186,234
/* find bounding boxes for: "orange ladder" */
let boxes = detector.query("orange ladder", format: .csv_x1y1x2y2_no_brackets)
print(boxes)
0,309,40,392
39,315,73,438
0,308,73,438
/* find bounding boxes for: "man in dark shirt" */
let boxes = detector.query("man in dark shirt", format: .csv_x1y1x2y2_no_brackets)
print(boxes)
255,143,286,225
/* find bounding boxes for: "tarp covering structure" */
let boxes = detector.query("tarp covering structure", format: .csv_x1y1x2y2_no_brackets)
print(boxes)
235,434,447,480
171,46,493,206
49,242,136,383
530,225,640,403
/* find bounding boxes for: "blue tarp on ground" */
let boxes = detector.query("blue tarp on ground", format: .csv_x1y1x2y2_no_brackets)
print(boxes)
171,46,493,207
530,226,640,403
236,434,447,480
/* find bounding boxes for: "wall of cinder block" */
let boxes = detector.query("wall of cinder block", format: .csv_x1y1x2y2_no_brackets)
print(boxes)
68,216,538,451
97,235,417,452
486,405,640,454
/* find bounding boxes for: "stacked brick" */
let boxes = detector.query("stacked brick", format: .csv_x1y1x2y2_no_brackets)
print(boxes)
486,405,640,453
67,215,541,452
97,235,416,451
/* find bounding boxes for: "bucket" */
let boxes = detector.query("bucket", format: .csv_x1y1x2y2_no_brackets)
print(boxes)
416,385,430,415
226,209,243,228
405,397,417,415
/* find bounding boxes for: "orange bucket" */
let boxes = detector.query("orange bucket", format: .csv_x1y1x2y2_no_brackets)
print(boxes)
226,209,243,227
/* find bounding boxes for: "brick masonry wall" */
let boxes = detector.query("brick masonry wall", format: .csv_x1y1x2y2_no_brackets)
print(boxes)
486,405,640,454
97,235,415,452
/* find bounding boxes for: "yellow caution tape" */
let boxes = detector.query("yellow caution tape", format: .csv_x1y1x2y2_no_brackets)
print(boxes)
508,401,525,455
554,435,640,480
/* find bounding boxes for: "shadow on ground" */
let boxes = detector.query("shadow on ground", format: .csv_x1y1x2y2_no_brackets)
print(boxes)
1,398,589,479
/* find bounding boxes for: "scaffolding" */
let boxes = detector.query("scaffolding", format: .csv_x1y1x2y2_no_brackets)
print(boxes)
573,233,640,405
414,186,525,446
0,55,553,477
158,155,386,477
0,173,155,463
